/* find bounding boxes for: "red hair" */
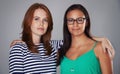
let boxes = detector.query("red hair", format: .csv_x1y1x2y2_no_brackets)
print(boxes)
22,3,53,55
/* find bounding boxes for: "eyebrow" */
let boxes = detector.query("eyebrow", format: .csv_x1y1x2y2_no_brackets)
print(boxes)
67,17,85,19
33,16,40,18
33,16,48,19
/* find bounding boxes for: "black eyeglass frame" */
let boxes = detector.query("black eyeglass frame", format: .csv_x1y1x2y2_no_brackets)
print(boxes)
67,17,87,25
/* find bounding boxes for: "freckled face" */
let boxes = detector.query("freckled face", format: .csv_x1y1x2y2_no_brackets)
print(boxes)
31,8,48,37
67,9,86,36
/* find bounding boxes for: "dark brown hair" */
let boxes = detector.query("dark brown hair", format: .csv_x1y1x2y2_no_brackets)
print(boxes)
22,3,53,55
58,4,93,65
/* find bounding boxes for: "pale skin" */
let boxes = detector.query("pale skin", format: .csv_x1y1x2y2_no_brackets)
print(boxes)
66,9,112,74
30,8,48,44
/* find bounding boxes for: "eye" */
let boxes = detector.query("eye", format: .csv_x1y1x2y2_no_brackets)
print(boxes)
42,18,48,24
43,19,48,22
34,17,39,21
67,18,74,22
42,18,48,23
77,18,83,22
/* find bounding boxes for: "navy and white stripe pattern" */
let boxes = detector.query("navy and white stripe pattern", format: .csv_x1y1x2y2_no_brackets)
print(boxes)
9,40,63,74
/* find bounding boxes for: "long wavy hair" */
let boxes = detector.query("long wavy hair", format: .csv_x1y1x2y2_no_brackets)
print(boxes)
58,4,93,65
22,3,53,55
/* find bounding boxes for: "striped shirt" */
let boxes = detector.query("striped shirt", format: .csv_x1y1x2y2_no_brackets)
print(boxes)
9,40,63,74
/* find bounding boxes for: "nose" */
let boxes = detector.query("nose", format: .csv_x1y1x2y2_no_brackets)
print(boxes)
39,20,44,26
73,20,78,27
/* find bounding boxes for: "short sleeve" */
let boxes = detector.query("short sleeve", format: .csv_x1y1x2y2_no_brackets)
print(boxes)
9,43,25,74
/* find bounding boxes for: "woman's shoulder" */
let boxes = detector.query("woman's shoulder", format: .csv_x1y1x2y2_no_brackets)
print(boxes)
11,42,27,48
10,43,27,52
94,41,104,57
95,41,102,50
94,41,109,58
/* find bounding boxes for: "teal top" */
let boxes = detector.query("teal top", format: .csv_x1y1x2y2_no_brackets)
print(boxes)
60,42,101,74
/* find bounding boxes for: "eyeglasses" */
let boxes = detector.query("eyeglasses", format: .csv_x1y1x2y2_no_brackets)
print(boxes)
67,17,86,25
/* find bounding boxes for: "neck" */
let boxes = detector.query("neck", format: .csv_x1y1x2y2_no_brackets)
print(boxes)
32,34,41,45
71,33,90,47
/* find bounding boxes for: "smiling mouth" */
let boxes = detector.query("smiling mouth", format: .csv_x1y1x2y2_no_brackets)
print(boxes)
72,28,80,30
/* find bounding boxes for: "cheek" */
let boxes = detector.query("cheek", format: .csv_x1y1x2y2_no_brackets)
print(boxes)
31,20,36,26
31,24,34,30
68,26,74,34
80,25,85,33
30,26,35,33
67,25,71,32
31,21,37,27
82,22,86,31
30,23,38,32
44,24,48,31
31,25,36,31
31,25,36,30
82,24,86,29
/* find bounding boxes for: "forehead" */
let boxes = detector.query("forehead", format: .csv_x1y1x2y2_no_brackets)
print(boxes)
67,9,85,18
33,8,47,17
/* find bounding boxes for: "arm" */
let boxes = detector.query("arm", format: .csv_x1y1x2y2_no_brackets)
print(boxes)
10,40,64,49
9,43,24,74
95,42,113,74
93,37,115,60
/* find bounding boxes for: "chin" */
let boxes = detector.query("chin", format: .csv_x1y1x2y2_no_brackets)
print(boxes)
72,33,84,37
37,33,45,36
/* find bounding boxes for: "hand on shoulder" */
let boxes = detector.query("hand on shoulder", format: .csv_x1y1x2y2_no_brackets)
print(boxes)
10,39,25,47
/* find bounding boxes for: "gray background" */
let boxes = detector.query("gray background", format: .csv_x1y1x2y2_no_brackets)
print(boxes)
0,0,120,74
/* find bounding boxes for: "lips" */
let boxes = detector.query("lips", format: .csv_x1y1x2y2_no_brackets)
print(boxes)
72,28,80,31
37,28,44,31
